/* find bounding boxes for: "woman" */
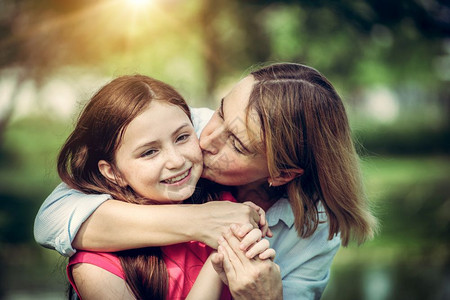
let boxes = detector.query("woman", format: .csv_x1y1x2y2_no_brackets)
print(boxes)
35,63,377,299
54,74,274,299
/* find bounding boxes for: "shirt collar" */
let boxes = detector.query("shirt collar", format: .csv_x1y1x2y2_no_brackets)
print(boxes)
266,197,295,228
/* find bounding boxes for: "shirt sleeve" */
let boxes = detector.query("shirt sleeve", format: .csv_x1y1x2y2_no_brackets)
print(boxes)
33,183,111,257
189,106,214,137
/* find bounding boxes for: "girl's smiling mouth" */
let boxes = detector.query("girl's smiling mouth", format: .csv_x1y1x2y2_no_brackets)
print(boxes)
162,168,191,185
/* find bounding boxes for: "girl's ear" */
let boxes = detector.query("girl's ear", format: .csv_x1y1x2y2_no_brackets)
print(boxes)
270,168,304,187
98,160,126,187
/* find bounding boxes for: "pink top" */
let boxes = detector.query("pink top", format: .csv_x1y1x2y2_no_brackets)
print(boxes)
68,192,236,299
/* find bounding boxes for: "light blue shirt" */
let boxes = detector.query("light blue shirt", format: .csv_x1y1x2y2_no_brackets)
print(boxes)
34,106,340,299
267,198,340,299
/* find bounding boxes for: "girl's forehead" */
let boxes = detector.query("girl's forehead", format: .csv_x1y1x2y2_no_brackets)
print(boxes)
119,102,192,148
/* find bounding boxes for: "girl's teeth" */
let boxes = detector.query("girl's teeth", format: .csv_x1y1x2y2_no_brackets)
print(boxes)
165,170,189,184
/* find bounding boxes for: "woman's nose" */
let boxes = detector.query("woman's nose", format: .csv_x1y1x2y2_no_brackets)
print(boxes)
199,125,225,155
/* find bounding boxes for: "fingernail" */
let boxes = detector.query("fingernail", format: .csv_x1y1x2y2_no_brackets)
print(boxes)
218,236,225,244
231,224,238,231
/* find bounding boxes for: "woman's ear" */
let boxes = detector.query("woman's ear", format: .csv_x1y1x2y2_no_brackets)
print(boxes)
270,168,304,187
98,160,126,186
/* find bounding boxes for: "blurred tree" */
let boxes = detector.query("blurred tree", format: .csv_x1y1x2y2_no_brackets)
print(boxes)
0,0,449,143
0,0,93,143
233,0,450,87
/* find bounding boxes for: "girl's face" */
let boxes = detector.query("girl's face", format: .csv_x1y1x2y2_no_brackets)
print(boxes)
199,76,270,186
110,101,203,203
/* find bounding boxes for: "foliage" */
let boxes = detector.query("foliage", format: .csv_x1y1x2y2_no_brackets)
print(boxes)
322,155,450,299
354,118,450,155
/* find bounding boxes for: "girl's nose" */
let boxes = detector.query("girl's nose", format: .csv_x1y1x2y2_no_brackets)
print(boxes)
165,148,186,170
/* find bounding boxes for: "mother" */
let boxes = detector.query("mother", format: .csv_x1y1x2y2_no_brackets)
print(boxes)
35,63,377,299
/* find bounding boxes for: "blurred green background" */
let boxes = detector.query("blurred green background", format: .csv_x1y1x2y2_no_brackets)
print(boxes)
0,0,449,299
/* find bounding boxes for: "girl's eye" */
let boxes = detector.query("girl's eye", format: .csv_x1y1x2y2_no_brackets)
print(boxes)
142,149,158,158
176,133,190,143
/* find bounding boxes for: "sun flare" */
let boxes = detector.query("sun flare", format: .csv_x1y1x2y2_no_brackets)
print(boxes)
127,0,153,7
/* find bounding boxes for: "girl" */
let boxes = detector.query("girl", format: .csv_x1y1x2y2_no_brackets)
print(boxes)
57,74,274,299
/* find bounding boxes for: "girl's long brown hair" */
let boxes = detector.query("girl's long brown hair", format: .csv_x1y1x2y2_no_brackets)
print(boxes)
58,74,191,299
248,63,378,246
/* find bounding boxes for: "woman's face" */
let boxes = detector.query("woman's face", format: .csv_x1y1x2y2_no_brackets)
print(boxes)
199,76,270,186
111,101,203,203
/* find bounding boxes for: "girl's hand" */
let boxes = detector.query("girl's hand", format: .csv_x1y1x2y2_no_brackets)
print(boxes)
242,201,273,238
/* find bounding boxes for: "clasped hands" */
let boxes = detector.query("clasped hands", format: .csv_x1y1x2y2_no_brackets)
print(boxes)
211,220,283,299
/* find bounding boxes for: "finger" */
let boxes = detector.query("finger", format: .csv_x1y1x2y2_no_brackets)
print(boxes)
222,229,248,266
243,201,266,226
249,208,260,229
231,223,253,239
245,238,269,259
239,228,262,251
211,252,223,267
258,248,276,261
257,206,266,228
243,202,272,238
218,242,242,280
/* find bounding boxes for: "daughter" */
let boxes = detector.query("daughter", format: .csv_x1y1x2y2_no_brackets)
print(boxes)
58,74,274,299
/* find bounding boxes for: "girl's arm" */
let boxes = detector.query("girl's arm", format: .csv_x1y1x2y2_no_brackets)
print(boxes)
72,263,134,300
187,225,275,300
34,183,268,256
186,254,224,300
73,200,264,251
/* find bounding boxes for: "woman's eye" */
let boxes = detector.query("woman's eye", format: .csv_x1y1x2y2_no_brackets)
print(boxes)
229,136,244,154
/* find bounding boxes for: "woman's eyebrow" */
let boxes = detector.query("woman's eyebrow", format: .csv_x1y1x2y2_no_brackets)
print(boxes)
218,98,225,119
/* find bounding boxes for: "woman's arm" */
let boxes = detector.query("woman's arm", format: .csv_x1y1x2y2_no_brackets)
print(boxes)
34,183,111,256
34,183,266,255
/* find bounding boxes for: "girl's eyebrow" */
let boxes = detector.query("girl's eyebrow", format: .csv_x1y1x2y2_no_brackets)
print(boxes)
219,97,252,154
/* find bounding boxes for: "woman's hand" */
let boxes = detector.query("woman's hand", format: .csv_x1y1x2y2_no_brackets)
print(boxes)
211,225,282,300
197,201,271,248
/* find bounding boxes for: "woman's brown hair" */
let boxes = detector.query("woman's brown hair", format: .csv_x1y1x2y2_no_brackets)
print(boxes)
248,63,377,246
58,74,191,299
